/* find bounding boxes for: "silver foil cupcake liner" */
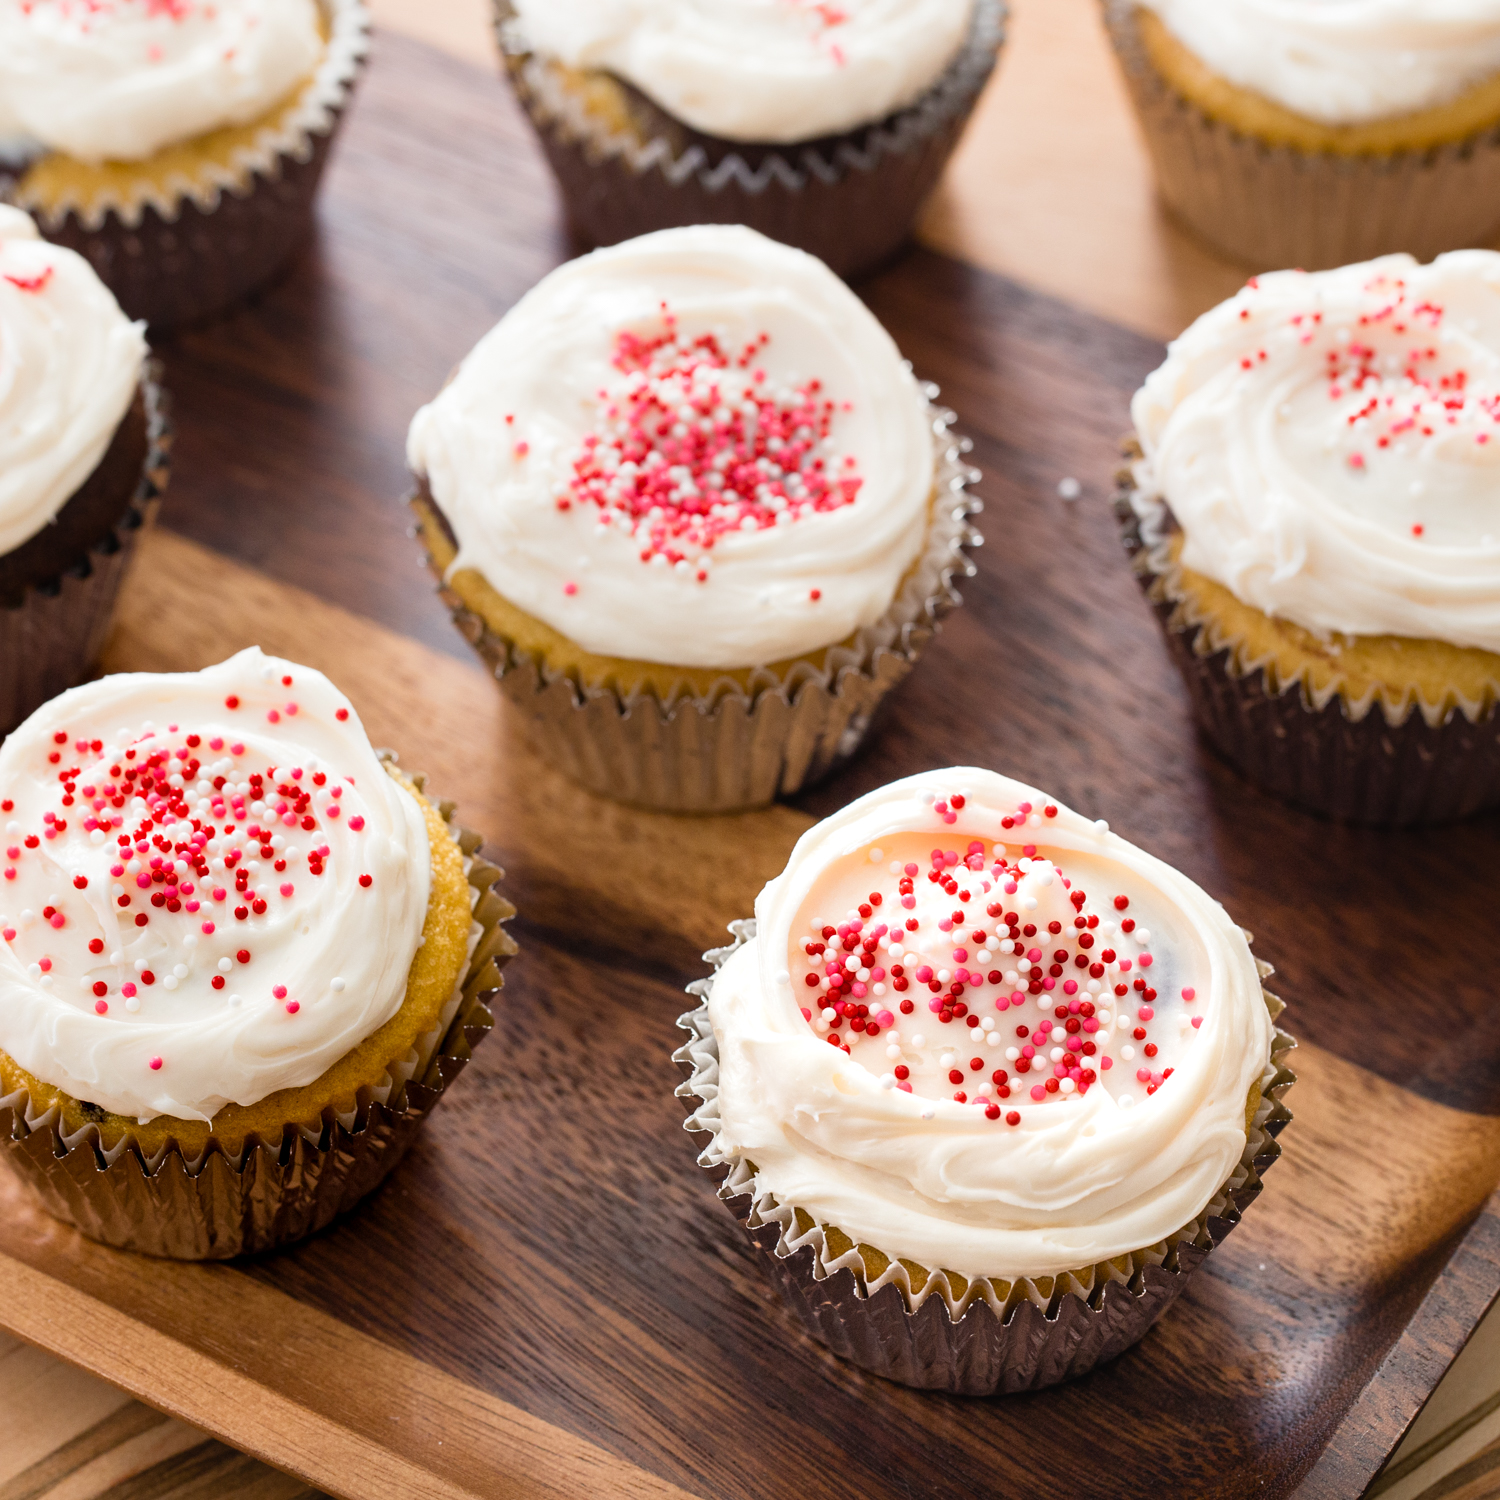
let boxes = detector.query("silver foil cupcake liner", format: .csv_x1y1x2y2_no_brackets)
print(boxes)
413,393,982,814
1117,464,1500,825
494,0,1005,279
0,778,518,1260
0,365,171,736
1102,0,1500,271
674,920,1296,1395
2,0,368,327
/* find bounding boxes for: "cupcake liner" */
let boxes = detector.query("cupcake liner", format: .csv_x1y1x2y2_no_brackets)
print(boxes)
0,364,171,736
412,393,982,814
1117,464,1500,825
0,771,518,1260
1102,0,1500,271
1,0,369,327
674,920,1296,1395
493,0,1005,280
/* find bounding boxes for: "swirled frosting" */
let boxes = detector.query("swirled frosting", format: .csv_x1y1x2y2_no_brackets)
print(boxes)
0,0,323,163
0,205,146,558
0,649,432,1124
407,225,935,670
1132,252,1500,652
1138,0,1500,126
510,0,974,143
706,768,1272,1280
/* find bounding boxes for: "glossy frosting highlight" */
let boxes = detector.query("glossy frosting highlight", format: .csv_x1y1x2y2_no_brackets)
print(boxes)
0,649,431,1124
407,225,935,670
1138,0,1500,126
0,0,323,162
0,205,145,558
706,768,1272,1280
1132,252,1500,652
510,0,974,143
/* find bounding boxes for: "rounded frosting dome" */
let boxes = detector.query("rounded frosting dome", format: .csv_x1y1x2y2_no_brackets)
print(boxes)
1132,251,1500,652
1137,0,1500,126
509,0,975,144
0,0,323,163
705,767,1273,1280
407,225,936,670
0,649,432,1124
0,205,146,559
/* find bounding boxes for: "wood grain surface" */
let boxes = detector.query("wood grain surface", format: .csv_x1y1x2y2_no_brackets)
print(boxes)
4,24,1500,1500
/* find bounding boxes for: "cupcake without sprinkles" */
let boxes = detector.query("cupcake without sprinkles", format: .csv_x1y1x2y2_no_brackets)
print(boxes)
407,225,980,812
675,768,1294,1393
494,0,1005,279
1120,251,1500,825
0,648,516,1258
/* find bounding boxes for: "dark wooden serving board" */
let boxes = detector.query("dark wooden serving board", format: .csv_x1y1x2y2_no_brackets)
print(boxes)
3,30,1500,1500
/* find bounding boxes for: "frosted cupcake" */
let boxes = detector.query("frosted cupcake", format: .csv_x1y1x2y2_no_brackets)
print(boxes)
407,225,980,813
0,648,516,1259
1104,0,1500,270
0,0,368,327
675,768,1293,1393
1121,251,1500,824
0,205,169,734
495,0,1005,280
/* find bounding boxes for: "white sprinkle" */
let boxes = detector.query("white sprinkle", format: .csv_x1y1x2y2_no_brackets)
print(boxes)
163,976,178,991
1057,477,1081,500
774,970,790,985
125,996,140,1013
909,1032,926,1048
1060,1077,1076,1093
885,1044,902,1060
1121,1045,1136,1061
920,1107,935,1120
173,964,188,979
1094,819,1109,833
218,958,232,973
868,847,883,863
879,1074,896,1090
1050,1047,1065,1063
331,977,346,992
228,994,242,1007
821,1007,836,1021
888,860,902,875
1119,1094,1134,1108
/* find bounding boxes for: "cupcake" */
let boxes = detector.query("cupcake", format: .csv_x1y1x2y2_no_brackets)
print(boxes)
1121,251,1500,825
675,768,1294,1393
0,0,368,328
0,205,169,735
0,648,516,1259
1103,0,1500,270
494,0,1006,280
407,224,981,814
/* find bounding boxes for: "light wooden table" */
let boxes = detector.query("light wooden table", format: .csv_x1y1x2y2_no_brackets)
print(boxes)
5,3,1500,1498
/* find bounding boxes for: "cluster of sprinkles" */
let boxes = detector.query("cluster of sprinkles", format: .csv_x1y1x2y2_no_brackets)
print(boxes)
547,302,860,598
0,667,376,1081
1235,270,1500,539
788,789,1204,1125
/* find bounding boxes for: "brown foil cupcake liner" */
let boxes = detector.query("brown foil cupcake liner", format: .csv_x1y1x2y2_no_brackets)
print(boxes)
0,773,518,1259
0,364,171,736
674,920,1295,1395
412,394,982,814
493,0,1005,280
2,0,369,327
1102,0,1500,271
1116,466,1500,825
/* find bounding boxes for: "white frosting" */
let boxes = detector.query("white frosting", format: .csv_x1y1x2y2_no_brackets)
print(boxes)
1139,0,1500,127
706,768,1272,1281
0,649,432,1125
407,225,935,670
510,0,973,144
0,0,323,163
0,206,146,559
1133,252,1500,653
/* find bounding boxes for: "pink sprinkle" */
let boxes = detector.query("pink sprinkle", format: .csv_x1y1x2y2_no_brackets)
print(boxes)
267,710,281,724
1,929,12,941
1191,1016,1203,1029
202,921,215,935
110,864,124,877
1136,1068,1151,1083
563,582,578,596
348,816,365,832
212,887,226,901
280,882,294,897
1182,987,1195,1001
231,742,245,755
1101,1056,1112,1070
285,703,299,716
149,1056,162,1071
1004,881,1018,894
209,738,224,751
94,999,108,1015
273,985,287,999
1138,1006,1154,1021
1062,980,1077,995
285,1000,300,1014
185,900,200,913
1030,1085,1046,1101
49,913,64,929
1139,953,1153,968
327,805,341,819
875,1009,894,1027
1041,977,1055,991
122,982,136,997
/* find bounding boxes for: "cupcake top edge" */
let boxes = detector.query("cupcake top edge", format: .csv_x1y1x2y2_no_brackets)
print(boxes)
705,766,1274,1281
407,224,936,672
0,647,434,1125
1136,0,1500,127
0,0,324,163
1130,250,1500,653
509,0,975,144
0,205,146,559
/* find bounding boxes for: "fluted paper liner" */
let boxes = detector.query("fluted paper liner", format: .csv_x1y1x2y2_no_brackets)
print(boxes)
494,0,1005,280
2,0,368,326
0,772,518,1260
0,365,171,736
1117,461,1500,825
1102,0,1500,272
673,920,1296,1395
413,394,982,813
